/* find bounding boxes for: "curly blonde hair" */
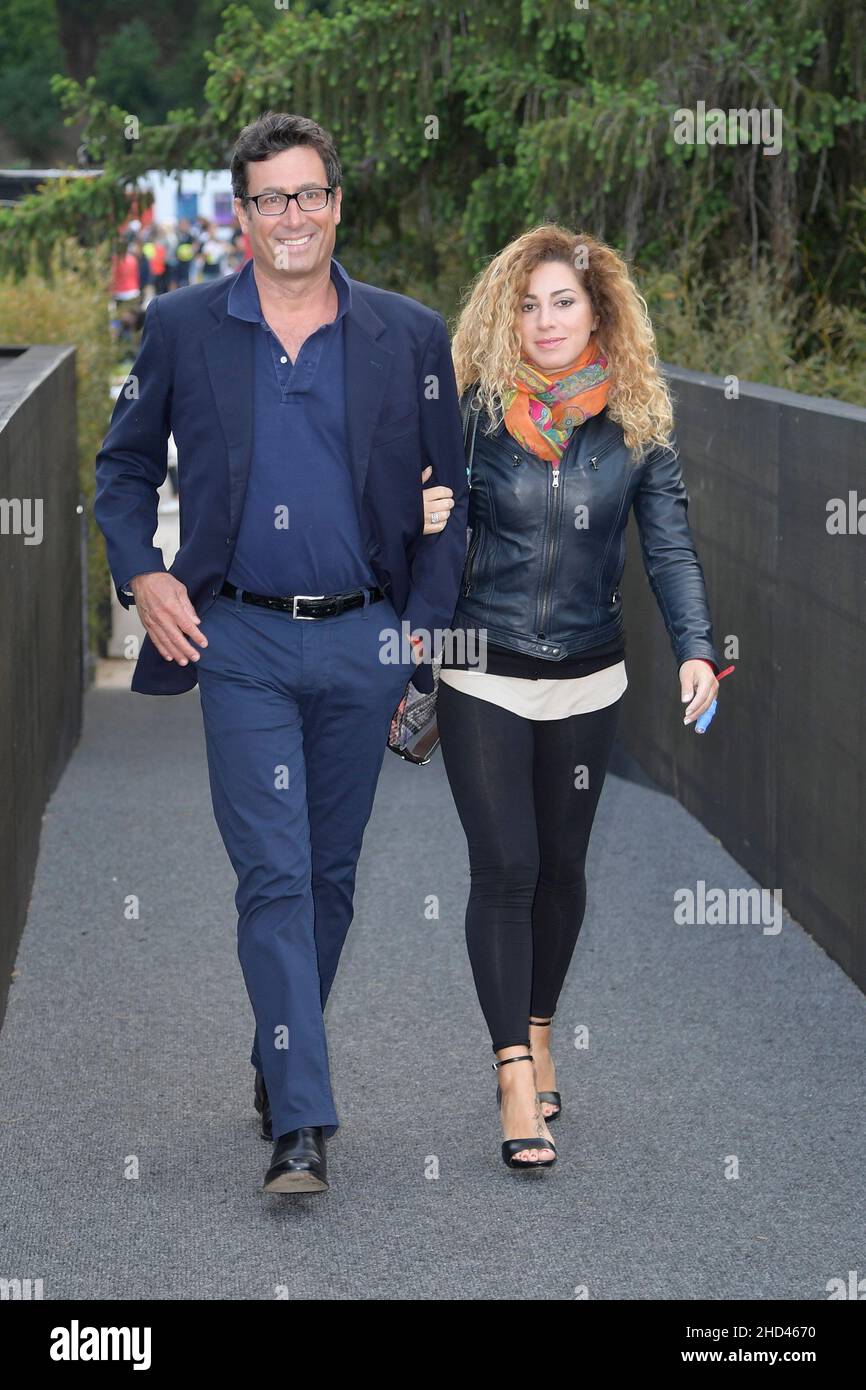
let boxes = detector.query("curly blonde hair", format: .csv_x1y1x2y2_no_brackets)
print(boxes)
450,224,674,454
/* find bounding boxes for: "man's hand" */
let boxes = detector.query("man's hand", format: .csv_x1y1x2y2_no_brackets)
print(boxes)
130,572,208,666
421,464,455,534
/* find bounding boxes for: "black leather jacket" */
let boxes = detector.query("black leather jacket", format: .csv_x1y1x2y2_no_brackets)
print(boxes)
451,386,720,672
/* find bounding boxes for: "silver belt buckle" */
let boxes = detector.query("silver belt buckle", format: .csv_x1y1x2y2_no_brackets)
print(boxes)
291,593,326,619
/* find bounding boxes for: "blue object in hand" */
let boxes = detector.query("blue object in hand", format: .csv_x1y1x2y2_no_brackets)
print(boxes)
694,699,717,733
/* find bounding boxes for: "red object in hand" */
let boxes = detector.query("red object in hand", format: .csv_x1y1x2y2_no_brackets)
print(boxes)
694,660,735,680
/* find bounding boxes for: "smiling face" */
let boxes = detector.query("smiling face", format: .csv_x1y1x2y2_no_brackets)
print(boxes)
518,259,600,372
234,144,342,281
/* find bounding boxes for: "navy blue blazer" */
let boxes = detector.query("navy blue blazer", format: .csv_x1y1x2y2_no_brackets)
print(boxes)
94,266,469,695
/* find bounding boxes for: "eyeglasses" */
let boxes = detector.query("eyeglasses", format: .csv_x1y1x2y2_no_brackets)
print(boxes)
245,188,333,216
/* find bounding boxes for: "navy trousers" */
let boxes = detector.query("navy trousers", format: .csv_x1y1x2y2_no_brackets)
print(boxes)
194,588,414,1140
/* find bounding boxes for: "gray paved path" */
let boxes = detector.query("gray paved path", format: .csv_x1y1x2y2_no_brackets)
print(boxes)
1,682,863,1299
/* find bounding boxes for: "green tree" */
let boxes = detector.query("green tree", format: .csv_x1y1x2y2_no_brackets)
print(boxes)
0,0,65,161
2,0,864,394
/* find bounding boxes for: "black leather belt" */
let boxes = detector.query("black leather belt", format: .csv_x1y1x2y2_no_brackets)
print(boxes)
220,580,384,619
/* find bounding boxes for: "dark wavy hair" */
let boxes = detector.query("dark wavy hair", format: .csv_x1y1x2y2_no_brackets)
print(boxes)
230,111,343,202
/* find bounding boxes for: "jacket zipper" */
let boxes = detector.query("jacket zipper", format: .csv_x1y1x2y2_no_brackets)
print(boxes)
502,428,621,637
587,435,620,470
537,430,620,635
537,445,572,637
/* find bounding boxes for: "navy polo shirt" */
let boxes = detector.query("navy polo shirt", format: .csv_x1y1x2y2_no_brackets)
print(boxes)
225,254,378,597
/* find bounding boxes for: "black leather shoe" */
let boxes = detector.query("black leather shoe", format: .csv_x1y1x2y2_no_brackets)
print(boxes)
254,1069,272,1141
263,1127,328,1194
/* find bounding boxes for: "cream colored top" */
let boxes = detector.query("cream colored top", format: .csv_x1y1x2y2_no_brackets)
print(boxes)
438,660,628,720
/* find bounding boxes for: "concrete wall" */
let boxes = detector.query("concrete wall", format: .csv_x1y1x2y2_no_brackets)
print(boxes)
0,344,82,1028
618,366,866,989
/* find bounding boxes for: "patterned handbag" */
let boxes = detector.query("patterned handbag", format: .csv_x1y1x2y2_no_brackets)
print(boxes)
386,384,481,765
386,654,444,765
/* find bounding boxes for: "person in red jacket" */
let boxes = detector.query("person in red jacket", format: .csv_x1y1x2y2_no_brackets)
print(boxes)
110,239,141,343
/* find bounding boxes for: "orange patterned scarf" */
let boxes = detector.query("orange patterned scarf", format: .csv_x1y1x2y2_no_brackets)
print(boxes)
502,336,611,464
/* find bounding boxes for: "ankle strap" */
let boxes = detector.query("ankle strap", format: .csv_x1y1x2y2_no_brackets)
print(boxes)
529,1017,553,1026
492,1053,533,1071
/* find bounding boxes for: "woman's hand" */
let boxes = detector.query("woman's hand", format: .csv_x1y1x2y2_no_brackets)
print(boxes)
421,464,455,534
679,660,719,726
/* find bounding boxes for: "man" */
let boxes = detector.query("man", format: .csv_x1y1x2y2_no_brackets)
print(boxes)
94,112,468,1195
171,218,197,289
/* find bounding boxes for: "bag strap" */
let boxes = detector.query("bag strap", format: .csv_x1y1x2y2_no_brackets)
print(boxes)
459,383,481,485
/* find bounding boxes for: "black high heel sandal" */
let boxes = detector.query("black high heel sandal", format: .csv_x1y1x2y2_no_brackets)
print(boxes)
529,1017,562,1122
493,1053,557,1170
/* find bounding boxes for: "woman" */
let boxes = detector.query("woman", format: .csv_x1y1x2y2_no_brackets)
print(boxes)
433,225,720,1171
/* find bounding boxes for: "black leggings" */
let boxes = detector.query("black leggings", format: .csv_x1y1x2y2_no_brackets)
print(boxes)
437,680,623,1051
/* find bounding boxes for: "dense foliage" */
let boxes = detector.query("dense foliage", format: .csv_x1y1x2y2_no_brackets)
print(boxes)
1,1,864,397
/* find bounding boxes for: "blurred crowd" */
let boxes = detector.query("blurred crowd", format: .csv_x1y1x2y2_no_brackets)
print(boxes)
109,216,252,344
